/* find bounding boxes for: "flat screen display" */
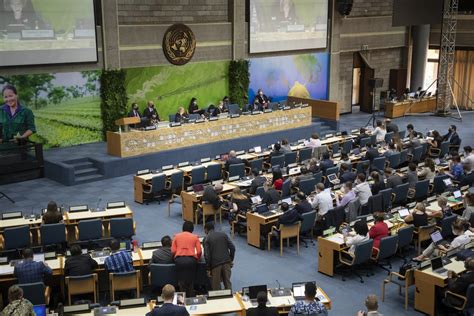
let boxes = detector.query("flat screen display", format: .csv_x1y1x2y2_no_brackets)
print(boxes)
0,0,97,66
392,0,443,27
249,0,328,53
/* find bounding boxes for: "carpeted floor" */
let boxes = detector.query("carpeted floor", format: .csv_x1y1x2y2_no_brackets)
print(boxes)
1,109,473,315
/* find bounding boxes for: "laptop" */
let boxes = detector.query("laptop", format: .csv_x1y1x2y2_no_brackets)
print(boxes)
251,196,262,204
453,190,462,201
281,197,292,205
292,282,312,301
443,178,452,187
398,208,410,218
430,256,448,274
255,204,269,215
248,285,267,304
33,305,47,316
192,184,205,194
327,173,339,185
430,230,448,246
254,146,262,153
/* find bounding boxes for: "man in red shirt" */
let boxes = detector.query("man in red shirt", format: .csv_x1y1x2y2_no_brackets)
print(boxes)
369,212,389,256
172,221,202,297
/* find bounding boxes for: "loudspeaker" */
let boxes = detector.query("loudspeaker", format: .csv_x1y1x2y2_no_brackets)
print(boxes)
337,0,353,16
369,78,384,89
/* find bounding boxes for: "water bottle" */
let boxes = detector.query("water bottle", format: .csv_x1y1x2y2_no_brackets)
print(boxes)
132,239,138,253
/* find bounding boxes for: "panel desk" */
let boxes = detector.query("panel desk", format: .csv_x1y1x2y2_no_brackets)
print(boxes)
107,107,312,157
384,97,436,118
414,259,466,315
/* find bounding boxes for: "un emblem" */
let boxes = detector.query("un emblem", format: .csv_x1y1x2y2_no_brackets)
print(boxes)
163,24,196,66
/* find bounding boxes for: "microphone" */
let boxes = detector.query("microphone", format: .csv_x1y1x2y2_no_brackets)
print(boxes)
96,198,102,212
276,280,281,289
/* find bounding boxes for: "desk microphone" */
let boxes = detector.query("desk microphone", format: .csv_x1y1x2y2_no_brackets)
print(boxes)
95,198,102,212
276,280,281,289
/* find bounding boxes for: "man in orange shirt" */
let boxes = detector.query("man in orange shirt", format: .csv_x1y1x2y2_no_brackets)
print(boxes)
171,221,202,297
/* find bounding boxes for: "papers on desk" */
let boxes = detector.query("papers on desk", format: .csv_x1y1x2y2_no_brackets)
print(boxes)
0,265,14,275
233,179,253,187
325,234,344,245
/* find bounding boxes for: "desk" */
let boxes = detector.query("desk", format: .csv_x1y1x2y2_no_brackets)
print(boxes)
414,259,465,315
384,97,436,118
317,233,345,277
133,171,179,204
64,206,133,224
107,107,312,157
185,294,245,315
181,184,236,223
246,212,282,248
0,217,42,231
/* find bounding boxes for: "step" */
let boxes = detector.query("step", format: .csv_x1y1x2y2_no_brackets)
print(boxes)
74,167,100,177
72,162,95,171
74,173,105,185
63,157,91,165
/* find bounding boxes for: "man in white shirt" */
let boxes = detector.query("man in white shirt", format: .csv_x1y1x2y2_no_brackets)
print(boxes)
463,146,474,170
306,133,322,149
353,173,372,206
309,183,333,217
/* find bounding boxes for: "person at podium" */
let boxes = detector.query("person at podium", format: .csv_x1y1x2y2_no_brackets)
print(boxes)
174,106,189,123
128,102,141,118
254,89,269,111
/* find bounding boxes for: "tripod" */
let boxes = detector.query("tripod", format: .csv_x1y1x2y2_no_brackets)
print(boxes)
365,86,378,127
0,192,15,203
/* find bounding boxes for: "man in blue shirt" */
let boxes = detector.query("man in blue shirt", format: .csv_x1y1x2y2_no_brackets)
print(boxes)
104,239,134,273
14,248,52,284
149,284,189,316
289,282,328,316
446,155,464,181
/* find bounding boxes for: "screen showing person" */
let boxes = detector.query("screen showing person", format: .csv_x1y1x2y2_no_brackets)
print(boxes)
0,0,97,66
249,0,328,53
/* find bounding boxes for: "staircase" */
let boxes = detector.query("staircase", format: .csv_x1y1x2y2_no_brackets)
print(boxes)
62,158,105,185
312,118,337,136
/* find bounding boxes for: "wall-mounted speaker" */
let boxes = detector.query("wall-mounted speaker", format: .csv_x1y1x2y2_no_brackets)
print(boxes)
337,0,353,16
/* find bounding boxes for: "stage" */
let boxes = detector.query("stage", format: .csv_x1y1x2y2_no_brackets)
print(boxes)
44,120,336,186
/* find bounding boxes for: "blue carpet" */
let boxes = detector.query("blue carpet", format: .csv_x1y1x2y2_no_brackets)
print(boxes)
1,110,474,315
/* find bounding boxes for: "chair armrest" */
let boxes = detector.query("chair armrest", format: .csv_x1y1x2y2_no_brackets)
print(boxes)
391,192,396,202
142,183,152,194
224,171,230,179
389,271,406,280
270,225,280,234
185,175,192,185
371,247,380,260
245,167,251,175
74,226,79,240
445,290,468,309
165,180,172,190
148,271,151,285
339,249,355,265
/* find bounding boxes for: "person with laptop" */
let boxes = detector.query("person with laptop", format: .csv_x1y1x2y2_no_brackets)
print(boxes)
64,244,98,276
270,143,284,159
404,202,428,227
443,258,474,308
343,220,369,255
336,181,356,211
262,180,281,206
353,173,372,206
225,150,243,171
277,202,302,226
104,239,134,273
149,284,189,316
281,139,292,153
406,162,418,189
418,158,436,181
384,168,403,189
462,145,474,170
289,282,327,316
250,168,266,195
310,183,333,235
246,291,278,316
413,219,472,261
202,183,223,210
319,152,334,173
14,248,52,284
292,166,313,188
1,285,34,316
42,200,63,224
427,196,453,225
172,221,202,297
460,163,474,187
294,192,313,215
444,155,464,182
203,222,235,290
229,187,252,225
461,192,474,222
150,235,174,265
339,163,356,184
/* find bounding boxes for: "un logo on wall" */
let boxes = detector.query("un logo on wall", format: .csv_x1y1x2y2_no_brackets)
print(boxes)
163,24,196,66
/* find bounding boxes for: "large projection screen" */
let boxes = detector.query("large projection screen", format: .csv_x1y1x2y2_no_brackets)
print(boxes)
249,0,328,54
0,0,97,66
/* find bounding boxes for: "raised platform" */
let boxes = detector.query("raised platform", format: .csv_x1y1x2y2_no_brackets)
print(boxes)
44,120,336,186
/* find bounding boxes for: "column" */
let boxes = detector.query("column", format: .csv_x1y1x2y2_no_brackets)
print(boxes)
410,24,430,91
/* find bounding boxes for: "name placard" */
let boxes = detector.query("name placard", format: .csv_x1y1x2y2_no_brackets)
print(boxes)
21,29,54,39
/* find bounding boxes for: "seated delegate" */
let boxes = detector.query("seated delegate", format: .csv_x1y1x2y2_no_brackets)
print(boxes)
175,107,189,123
150,235,174,265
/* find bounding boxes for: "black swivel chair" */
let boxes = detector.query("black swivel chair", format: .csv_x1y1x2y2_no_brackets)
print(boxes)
149,264,178,292
143,174,167,205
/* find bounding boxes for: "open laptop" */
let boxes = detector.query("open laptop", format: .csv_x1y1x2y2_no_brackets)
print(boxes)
443,178,453,187
251,196,262,205
453,190,463,201
327,173,340,185
398,208,410,218
248,285,267,304
254,146,262,154
33,305,47,316
430,256,448,275
430,230,448,246
281,197,292,205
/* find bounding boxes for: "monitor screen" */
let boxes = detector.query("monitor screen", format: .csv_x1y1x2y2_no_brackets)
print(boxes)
0,0,97,66
430,231,443,244
453,190,462,199
430,256,443,270
248,285,267,300
33,305,46,316
398,208,410,217
249,0,328,53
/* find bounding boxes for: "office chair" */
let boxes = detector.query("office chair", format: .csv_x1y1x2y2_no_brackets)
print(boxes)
339,239,374,283
371,235,398,272
267,222,301,256
19,282,50,306
196,201,222,226
398,130,406,139
149,264,178,292
438,214,457,240
443,284,474,313
299,210,316,247
186,166,206,185
76,219,103,242
382,265,415,310
384,132,394,144
397,225,414,260
371,156,386,172
312,171,323,185
346,199,361,223
167,170,184,216
379,188,393,211
206,163,222,182
432,174,450,195
227,163,245,179
410,146,423,163
284,152,297,166
399,149,408,168
298,147,312,162
247,158,263,174
359,137,370,148
109,218,135,240
408,179,430,202
39,223,67,252
281,178,291,198
109,271,140,302
2,225,32,250
386,152,400,169
65,274,98,305
331,142,340,154
298,178,317,195
143,174,166,205
391,183,409,207
413,224,436,254
342,140,353,154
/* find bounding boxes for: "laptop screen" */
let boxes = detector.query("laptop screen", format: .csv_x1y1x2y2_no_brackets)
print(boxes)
431,257,443,270
430,231,443,244
251,196,262,204
33,305,46,316
443,178,452,186
292,284,305,298
327,174,337,182
398,208,410,217
453,190,462,199
255,204,269,214
281,197,292,205
254,146,262,153
249,285,267,300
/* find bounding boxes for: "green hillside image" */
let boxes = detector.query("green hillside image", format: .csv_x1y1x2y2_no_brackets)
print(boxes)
126,60,230,119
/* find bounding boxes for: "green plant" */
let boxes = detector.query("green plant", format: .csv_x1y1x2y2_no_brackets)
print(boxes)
100,69,128,138
229,59,250,107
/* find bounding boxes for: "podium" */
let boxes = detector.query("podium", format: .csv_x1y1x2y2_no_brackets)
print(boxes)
115,117,140,132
